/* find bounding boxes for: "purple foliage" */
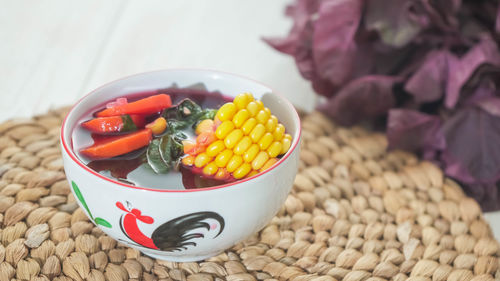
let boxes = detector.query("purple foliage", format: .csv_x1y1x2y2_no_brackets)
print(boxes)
266,0,500,211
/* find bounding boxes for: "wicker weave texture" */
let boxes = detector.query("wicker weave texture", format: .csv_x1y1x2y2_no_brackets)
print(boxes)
0,108,498,281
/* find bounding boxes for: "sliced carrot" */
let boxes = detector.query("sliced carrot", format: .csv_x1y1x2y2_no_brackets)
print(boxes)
80,129,152,159
96,94,172,117
81,114,145,134
183,141,197,154
82,116,123,133
129,114,146,128
196,132,216,146
182,140,204,155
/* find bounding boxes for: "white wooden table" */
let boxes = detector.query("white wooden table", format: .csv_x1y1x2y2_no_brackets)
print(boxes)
1,0,499,240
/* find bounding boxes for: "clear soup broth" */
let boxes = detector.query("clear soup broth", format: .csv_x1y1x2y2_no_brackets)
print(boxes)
72,86,293,190
72,88,232,190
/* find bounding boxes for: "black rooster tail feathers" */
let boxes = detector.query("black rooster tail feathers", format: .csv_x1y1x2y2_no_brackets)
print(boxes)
151,211,225,252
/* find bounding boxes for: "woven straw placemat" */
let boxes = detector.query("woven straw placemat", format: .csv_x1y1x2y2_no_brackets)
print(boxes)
0,107,499,281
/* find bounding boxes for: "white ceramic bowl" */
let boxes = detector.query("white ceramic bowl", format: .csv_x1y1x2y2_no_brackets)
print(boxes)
60,69,301,261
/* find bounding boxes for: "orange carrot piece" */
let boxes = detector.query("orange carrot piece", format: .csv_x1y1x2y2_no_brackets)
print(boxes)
81,114,145,134
129,114,146,128
80,129,152,159
96,94,172,117
82,116,124,133
196,132,216,146
183,141,197,154
182,140,205,155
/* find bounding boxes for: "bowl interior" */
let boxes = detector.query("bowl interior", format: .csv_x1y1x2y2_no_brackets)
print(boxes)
62,69,301,191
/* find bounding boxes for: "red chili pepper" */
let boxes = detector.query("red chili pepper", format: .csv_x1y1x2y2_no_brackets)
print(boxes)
96,94,172,117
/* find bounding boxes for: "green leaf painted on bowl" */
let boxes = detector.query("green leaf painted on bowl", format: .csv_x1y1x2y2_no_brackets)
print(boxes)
95,217,112,228
71,181,93,220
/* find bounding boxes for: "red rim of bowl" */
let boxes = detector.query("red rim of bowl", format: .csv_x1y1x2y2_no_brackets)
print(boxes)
60,68,302,193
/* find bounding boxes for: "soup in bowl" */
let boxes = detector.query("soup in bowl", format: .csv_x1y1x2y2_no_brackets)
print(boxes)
60,69,301,261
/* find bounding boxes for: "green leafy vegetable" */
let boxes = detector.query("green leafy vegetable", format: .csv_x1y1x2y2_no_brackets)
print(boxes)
163,98,216,132
120,114,137,132
193,109,217,129
147,138,170,173
159,136,173,166
146,98,215,174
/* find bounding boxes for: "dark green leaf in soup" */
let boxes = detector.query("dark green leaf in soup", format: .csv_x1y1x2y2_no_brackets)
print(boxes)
170,134,185,158
159,136,173,169
121,114,138,132
177,98,203,118
163,98,203,121
193,108,217,129
147,138,170,173
162,98,216,132
160,134,185,169
145,98,216,174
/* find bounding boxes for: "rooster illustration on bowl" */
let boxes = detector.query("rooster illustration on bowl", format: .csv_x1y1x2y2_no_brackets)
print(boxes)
115,201,225,251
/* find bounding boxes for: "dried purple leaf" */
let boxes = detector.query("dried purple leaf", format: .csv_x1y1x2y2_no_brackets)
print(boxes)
445,36,500,108
318,76,398,125
387,109,445,153
365,0,425,47
462,182,500,212
405,50,458,103
266,0,500,210
442,101,500,184
312,0,362,93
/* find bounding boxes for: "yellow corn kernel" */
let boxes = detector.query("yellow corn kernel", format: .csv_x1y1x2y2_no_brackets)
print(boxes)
203,161,218,176
258,132,274,150
273,124,285,140
241,118,257,135
255,100,264,110
246,101,262,116
232,109,250,128
281,137,292,155
181,155,195,166
233,136,252,155
234,93,251,110
249,123,266,143
224,129,243,149
265,115,278,132
216,102,237,122
206,140,225,157
256,109,270,124
246,170,259,178
195,119,215,135
252,151,269,170
233,163,252,179
245,93,255,102
243,144,260,162
215,149,233,167
194,153,212,168
146,117,167,135
215,120,235,139
263,107,271,115
284,133,292,141
215,168,229,180
226,155,243,172
267,141,283,158
260,158,278,171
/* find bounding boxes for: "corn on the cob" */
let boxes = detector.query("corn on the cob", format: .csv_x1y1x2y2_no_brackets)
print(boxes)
183,92,293,180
